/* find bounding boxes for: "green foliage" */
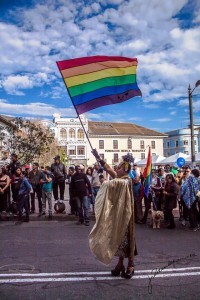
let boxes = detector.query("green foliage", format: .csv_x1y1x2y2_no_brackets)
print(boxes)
0,117,54,165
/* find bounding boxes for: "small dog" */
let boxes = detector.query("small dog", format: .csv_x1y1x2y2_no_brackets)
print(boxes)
149,209,164,229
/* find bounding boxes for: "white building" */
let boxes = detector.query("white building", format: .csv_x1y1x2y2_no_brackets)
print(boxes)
41,114,89,166
88,121,167,166
163,127,199,157
42,114,167,167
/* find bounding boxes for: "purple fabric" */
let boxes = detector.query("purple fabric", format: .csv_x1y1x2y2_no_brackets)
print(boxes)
76,89,142,114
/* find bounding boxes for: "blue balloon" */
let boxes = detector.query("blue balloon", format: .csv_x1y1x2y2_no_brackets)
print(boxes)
176,157,185,167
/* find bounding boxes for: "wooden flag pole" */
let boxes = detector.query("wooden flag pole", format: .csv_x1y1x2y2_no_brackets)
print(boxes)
56,62,94,151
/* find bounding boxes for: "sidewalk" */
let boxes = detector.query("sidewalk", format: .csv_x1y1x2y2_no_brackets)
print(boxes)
1,185,180,222
0,199,96,222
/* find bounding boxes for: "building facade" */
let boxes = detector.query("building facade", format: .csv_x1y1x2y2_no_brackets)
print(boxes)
42,114,167,167
41,113,88,166
163,127,199,157
88,121,166,166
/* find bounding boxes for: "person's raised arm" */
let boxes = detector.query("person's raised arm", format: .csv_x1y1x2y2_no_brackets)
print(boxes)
91,149,117,179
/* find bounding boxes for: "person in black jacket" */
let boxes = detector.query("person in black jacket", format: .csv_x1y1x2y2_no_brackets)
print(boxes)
71,165,92,226
28,162,42,214
8,153,21,175
51,156,67,202
163,174,179,229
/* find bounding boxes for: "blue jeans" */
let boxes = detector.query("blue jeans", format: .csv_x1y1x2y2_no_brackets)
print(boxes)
76,196,89,223
92,187,100,200
18,193,29,220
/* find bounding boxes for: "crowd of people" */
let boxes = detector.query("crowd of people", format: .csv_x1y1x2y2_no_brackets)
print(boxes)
0,153,67,223
0,152,200,231
132,164,200,231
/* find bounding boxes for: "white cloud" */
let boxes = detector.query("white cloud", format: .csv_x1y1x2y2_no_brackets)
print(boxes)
170,111,177,115
151,118,171,122
0,99,76,117
143,104,160,109
0,73,55,95
0,0,199,122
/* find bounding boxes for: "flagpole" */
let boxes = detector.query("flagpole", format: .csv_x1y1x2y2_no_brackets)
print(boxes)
56,62,94,151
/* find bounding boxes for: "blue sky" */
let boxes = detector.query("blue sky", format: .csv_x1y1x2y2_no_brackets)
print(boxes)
0,0,200,133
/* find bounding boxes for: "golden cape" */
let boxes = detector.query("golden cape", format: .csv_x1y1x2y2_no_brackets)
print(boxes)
89,178,135,265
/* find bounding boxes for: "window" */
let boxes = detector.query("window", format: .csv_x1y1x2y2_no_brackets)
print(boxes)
167,142,170,148
183,140,188,146
77,129,84,140
175,140,178,147
99,140,104,149
151,141,155,149
77,146,85,155
195,140,197,145
69,149,76,155
127,139,132,149
69,128,75,138
152,153,156,156
60,128,67,139
113,140,118,149
141,153,145,159
113,153,118,163
140,140,145,149
184,151,189,155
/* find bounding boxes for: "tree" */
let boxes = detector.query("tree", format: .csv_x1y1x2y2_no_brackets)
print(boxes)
0,117,54,165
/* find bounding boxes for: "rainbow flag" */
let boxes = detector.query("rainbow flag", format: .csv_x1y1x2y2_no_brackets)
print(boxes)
56,55,142,114
144,147,152,197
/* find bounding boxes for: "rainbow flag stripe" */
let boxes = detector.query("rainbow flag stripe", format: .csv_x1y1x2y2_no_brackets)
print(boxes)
144,147,152,197
57,56,142,114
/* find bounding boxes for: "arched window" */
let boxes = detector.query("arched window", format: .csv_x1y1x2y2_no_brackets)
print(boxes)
127,139,132,149
69,128,75,138
60,128,67,139
77,129,84,140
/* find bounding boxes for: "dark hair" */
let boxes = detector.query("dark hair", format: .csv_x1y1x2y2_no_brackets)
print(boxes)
15,167,21,174
86,167,93,175
69,166,75,172
191,169,200,178
0,168,7,175
75,165,81,171
45,166,51,171
99,174,104,180
166,174,176,182
33,162,39,167
126,164,131,173
21,171,27,176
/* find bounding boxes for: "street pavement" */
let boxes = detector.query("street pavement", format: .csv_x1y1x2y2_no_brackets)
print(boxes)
0,218,200,300
1,185,200,299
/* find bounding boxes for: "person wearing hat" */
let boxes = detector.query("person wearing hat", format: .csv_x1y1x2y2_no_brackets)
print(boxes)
89,150,137,279
51,155,67,203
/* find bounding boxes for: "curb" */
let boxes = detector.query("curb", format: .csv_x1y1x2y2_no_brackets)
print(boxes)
0,213,96,222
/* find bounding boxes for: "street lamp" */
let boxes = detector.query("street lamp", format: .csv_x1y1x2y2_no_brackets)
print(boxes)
188,80,200,168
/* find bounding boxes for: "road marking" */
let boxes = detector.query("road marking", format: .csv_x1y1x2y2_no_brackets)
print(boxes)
0,266,200,277
0,272,200,283
0,267,200,283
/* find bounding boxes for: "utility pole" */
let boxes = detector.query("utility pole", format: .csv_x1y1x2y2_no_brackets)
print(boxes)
188,80,200,168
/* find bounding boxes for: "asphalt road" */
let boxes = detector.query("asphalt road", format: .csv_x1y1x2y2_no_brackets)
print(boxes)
0,219,200,300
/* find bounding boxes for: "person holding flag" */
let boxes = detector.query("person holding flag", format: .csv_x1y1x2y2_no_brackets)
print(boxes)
89,150,137,279
56,55,142,278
